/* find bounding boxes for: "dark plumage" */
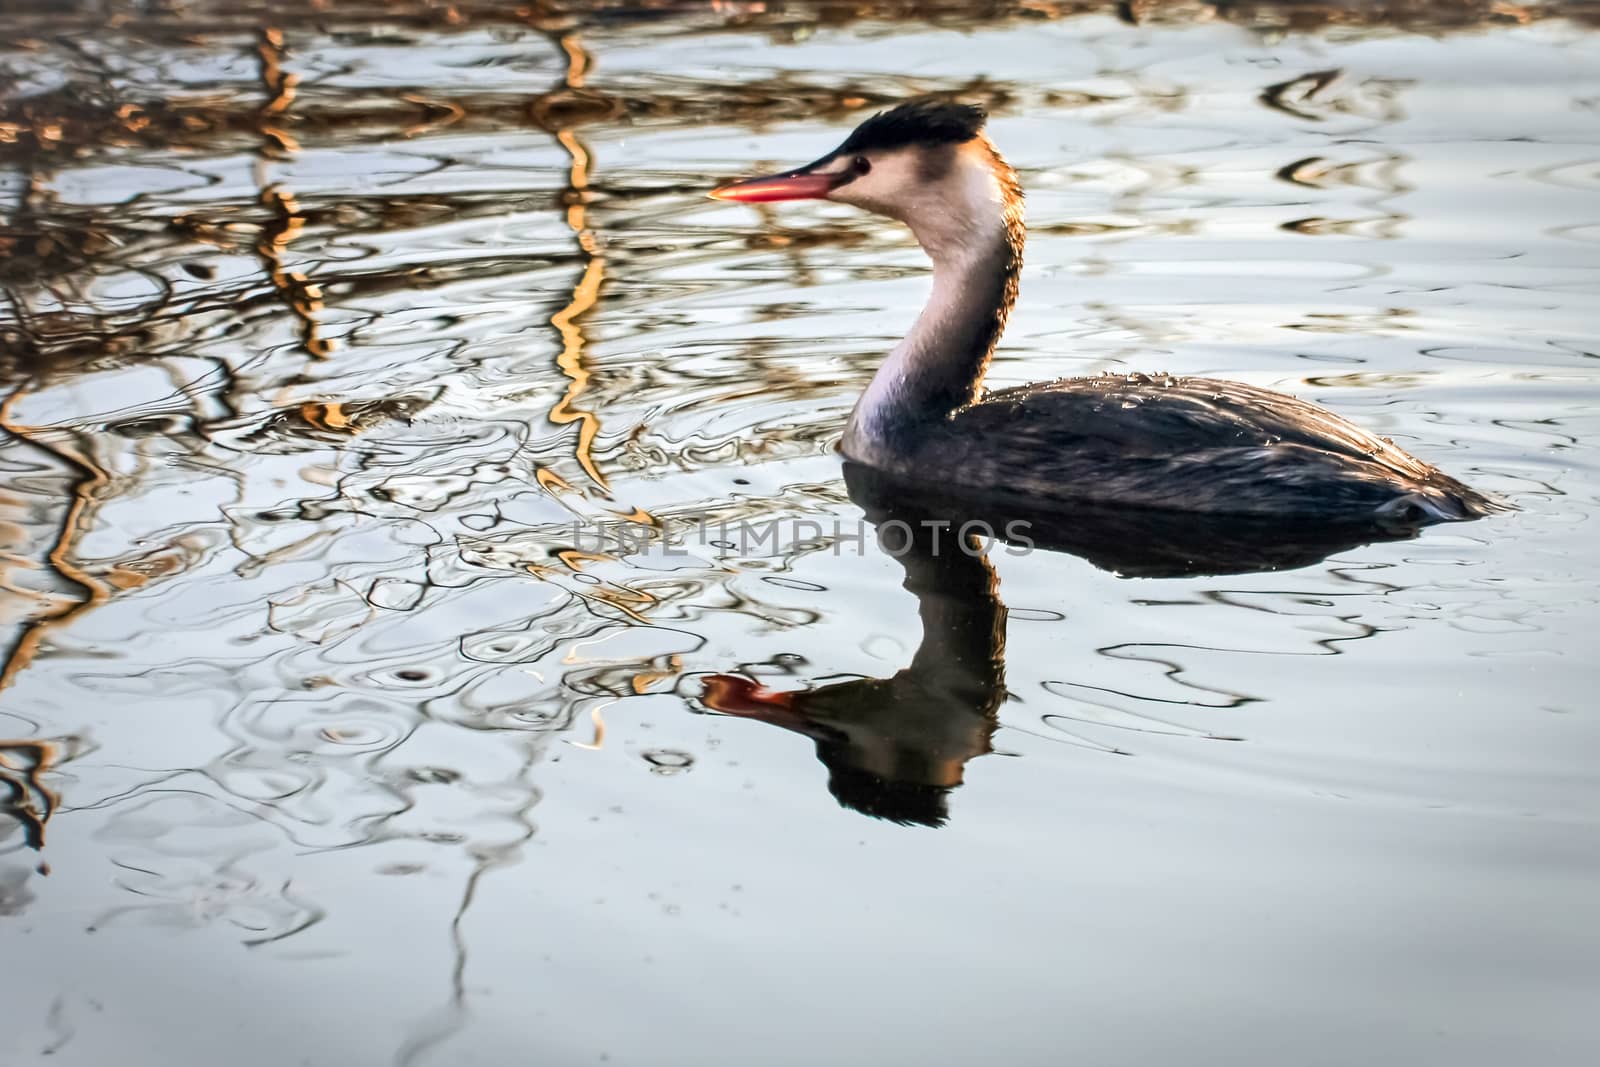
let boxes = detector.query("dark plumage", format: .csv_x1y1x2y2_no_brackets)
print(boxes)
873,373,1501,523
838,98,987,154
700,504,1005,829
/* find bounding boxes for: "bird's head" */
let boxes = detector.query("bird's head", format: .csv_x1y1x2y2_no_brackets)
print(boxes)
711,98,1021,261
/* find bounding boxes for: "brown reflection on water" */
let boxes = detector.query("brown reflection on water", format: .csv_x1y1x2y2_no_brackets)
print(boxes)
541,31,613,494
0,392,108,695
253,27,332,360
0,737,62,848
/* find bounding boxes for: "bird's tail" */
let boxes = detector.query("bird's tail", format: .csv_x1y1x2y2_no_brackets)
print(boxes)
1378,478,1513,525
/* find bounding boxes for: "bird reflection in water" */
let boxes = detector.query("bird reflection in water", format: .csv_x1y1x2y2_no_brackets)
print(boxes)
700,463,1429,826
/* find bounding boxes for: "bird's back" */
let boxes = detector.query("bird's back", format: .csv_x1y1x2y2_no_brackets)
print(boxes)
878,372,1499,522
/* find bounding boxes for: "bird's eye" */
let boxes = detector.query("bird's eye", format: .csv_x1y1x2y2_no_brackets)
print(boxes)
852,155,872,174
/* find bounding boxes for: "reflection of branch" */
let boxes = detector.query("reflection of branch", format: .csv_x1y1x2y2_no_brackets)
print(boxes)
257,27,300,150
547,256,607,490
256,186,332,358
539,33,610,493
0,71,115,698
0,3,1577,49
253,26,330,360
0,738,60,849
0,388,110,695
396,739,544,1067
395,37,626,1060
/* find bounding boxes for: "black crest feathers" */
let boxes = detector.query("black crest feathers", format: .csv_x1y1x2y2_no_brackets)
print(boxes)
838,98,988,154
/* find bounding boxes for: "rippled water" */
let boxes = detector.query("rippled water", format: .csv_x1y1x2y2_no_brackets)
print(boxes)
3,3,1599,1064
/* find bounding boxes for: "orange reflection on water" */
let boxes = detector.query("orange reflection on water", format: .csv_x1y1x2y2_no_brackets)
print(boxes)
542,32,612,494
0,738,62,848
0,390,109,695
254,26,329,359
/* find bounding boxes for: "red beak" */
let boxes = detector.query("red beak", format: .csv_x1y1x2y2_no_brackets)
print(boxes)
710,167,839,203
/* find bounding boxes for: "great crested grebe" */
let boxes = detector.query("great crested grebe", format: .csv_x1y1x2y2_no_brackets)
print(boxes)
711,99,1500,524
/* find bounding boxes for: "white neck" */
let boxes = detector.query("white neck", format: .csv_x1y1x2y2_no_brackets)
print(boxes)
841,147,1022,459
852,227,1012,430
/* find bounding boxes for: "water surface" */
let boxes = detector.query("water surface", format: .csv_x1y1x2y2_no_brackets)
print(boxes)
2,3,1598,1064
